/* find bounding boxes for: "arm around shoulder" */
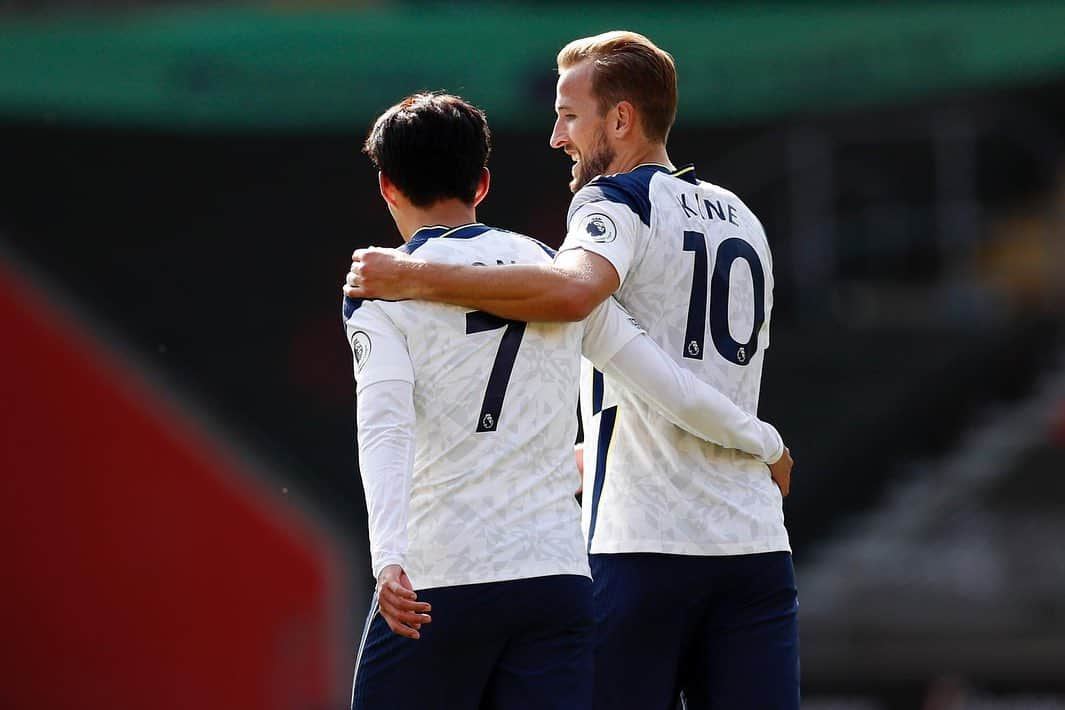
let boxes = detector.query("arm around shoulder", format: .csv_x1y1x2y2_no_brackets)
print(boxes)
546,248,621,321
345,240,619,322
351,247,618,322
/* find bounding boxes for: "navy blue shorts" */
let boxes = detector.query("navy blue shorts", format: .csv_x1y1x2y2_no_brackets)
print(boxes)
351,574,594,710
590,551,799,710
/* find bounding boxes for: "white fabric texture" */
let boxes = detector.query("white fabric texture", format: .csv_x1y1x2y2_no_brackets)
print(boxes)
563,165,791,556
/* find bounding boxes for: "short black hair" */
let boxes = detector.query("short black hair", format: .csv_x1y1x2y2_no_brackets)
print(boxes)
362,92,492,207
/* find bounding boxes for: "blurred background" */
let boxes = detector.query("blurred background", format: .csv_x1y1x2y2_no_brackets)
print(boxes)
2,1,1064,708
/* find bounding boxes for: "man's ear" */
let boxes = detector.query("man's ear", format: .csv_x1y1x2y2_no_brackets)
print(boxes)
611,100,638,139
472,167,491,207
379,171,401,208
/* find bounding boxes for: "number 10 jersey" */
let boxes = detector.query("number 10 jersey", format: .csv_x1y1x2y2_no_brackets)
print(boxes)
562,164,791,557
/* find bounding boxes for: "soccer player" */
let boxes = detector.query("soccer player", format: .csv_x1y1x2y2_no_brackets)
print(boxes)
344,34,799,710
346,92,790,710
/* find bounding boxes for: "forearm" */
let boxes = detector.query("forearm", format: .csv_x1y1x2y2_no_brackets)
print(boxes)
410,260,597,322
601,335,785,464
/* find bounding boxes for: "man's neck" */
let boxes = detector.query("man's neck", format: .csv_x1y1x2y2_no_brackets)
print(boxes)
608,142,673,176
396,200,478,243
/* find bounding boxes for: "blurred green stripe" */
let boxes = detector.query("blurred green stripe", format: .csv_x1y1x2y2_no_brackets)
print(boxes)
2,2,1064,131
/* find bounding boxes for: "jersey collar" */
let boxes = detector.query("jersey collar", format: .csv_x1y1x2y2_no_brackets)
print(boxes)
405,222,491,254
617,162,699,185
670,164,699,184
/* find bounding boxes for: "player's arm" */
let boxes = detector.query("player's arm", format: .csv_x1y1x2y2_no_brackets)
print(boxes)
344,185,642,322
346,299,431,638
581,298,788,468
345,246,618,322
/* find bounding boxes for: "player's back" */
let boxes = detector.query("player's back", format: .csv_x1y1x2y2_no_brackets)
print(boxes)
348,223,588,590
628,167,771,414
566,165,789,556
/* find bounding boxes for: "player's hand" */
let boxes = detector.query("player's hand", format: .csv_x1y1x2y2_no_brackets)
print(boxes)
574,444,584,497
376,564,431,640
769,446,793,497
344,247,422,300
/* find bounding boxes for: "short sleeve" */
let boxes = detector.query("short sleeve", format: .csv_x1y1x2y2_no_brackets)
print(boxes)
343,299,414,393
581,297,644,368
559,193,642,286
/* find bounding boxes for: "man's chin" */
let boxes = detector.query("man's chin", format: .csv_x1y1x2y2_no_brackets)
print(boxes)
570,171,595,192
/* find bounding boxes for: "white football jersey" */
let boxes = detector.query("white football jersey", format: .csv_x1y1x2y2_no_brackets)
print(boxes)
562,164,791,556
344,223,640,590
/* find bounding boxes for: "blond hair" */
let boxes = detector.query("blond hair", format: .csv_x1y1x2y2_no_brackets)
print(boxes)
557,30,678,143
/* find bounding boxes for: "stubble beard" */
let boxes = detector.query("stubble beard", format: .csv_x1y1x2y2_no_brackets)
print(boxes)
571,128,616,193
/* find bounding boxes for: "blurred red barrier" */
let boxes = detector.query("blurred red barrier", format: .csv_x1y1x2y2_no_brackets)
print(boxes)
0,259,351,709
1051,400,1065,447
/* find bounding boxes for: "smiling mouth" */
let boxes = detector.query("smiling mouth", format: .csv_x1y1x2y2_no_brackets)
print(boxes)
567,152,580,174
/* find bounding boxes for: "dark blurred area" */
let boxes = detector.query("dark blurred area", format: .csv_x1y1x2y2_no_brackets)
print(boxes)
3,2,1065,708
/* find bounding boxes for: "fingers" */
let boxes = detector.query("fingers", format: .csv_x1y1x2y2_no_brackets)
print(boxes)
343,263,368,298
379,608,431,639
771,472,789,497
344,270,363,298
380,583,431,614
381,612,421,640
381,605,431,629
343,250,386,297
777,466,791,496
769,447,793,497
351,246,389,263
377,582,431,639
775,475,790,497
343,246,415,299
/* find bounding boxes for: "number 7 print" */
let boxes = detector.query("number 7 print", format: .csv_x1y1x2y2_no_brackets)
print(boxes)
465,311,527,432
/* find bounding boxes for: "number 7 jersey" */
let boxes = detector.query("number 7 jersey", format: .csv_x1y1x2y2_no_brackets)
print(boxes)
562,164,791,556
343,223,641,590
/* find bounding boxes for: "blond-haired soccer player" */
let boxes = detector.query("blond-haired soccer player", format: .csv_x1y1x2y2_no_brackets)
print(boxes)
345,91,791,710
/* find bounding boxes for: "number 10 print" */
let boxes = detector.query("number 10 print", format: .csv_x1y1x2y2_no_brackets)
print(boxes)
682,231,766,366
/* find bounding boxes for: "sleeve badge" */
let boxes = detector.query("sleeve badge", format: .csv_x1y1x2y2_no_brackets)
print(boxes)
350,331,372,372
581,213,617,244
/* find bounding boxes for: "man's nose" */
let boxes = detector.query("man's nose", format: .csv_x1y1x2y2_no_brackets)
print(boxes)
549,119,567,149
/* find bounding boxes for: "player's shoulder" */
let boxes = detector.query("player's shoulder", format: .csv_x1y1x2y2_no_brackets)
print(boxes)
342,289,399,324
568,164,661,227
695,178,766,236
695,177,750,211
483,225,557,259
342,294,383,324
569,163,702,227
400,223,493,257
400,222,555,264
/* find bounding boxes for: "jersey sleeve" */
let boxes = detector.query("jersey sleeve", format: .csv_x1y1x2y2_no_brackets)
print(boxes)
594,326,785,465
580,297,644,366
356,379,416,579
343,298,414,394
559,185,644,286
344,297,417,578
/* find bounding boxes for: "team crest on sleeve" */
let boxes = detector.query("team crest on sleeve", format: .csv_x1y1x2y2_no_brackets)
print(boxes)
581,213,617,243
350,331,372,371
